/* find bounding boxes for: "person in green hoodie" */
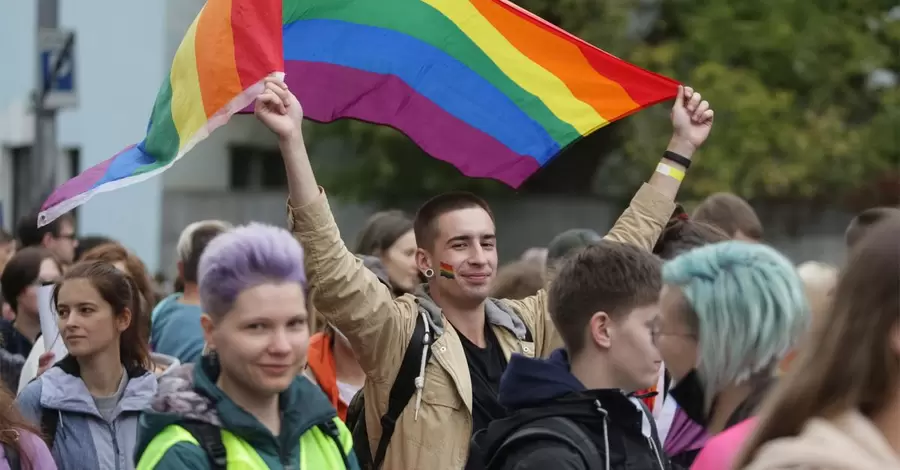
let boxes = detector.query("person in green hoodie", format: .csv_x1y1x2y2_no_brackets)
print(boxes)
134,223,359,469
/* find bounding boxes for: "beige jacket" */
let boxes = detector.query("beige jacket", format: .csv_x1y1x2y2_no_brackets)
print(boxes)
287,184,673,470
744,411,900,470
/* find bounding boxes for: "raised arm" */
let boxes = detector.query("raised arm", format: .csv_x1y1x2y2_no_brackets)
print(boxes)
604,86,714,250
505,86,715,357
256,78,414,378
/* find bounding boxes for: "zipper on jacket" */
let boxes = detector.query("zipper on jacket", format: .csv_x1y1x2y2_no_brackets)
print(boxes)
109,421,122,470
647,435,665,470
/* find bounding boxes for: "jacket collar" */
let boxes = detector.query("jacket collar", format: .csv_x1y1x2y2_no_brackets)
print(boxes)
413,285,529,340
149,356,337,452
40,355,157,419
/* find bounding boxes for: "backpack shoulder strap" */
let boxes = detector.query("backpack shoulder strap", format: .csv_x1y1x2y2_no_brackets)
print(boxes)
317,418,351,469
40,406,59,449
2,441,21,470
371,310,433,469
489,417,603,470
180,421,227,470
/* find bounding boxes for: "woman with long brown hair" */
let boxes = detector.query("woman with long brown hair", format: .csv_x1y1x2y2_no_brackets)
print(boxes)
16,262,157,470
18,243,180,392
736,218,900,469
0,383,55,469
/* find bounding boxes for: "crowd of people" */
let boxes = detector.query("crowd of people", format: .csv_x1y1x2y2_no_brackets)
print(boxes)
0,78,895,469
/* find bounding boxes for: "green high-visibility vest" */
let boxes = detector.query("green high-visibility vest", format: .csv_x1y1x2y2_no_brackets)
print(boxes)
137,417,353,469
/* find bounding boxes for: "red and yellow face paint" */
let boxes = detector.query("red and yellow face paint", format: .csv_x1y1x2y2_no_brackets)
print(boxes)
439,262,455,279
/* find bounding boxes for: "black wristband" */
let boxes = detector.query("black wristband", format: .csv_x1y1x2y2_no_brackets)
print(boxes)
663,151,692,169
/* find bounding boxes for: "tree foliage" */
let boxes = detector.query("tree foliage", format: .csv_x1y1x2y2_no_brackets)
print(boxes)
308,0,899,208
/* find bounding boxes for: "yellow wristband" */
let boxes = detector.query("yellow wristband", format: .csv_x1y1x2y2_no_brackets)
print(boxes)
656,162,685,182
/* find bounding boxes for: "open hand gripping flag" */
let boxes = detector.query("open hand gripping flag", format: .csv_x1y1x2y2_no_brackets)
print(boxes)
39,0,678,226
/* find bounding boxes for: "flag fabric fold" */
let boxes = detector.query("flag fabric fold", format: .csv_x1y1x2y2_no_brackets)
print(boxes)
40,0,678,226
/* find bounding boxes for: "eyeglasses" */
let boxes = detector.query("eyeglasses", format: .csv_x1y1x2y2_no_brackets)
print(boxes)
57,233,77,241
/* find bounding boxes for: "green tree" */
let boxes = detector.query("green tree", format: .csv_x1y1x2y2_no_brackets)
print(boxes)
622,0,899,207
307,0,899,208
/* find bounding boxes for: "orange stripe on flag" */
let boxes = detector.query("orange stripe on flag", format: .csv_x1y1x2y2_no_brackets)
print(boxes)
471,0,639,122
195,0,243,118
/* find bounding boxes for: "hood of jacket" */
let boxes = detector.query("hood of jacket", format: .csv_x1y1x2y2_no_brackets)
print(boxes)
150,352,181,377
134,356,339,461
472,349,661,468
39,355,157,417
744,410,900,470
412,285,530,341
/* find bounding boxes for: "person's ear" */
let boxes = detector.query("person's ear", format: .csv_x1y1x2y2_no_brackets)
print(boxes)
589,311,612,349
117,307,133,333
200,314,216,350
415,248,433,279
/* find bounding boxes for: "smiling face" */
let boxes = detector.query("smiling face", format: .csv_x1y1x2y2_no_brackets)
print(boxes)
202,282,309,396
418,207,497,305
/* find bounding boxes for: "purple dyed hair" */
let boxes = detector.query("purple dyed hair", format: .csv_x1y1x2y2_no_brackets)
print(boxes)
198,223,307,318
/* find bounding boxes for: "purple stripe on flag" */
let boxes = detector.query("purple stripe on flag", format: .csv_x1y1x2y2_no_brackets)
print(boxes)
40,146,133,211
282,60,540,187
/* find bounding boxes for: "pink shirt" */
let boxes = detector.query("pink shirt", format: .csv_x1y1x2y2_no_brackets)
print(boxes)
690,418,757,470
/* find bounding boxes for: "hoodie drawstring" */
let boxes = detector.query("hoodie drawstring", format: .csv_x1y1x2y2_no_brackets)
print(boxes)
593,400,610,470
413,310,432,421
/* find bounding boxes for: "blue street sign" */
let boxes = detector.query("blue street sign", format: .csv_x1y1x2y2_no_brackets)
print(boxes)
38,29,77,109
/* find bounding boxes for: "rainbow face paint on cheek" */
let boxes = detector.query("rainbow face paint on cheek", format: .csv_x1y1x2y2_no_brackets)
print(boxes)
439,262,456,279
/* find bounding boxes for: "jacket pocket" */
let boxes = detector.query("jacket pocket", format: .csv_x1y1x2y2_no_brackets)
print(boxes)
406,363,465,457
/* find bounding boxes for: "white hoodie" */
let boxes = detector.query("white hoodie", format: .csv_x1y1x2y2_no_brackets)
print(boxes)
744,410,900,470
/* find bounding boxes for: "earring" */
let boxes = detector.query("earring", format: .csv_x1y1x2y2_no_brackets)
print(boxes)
424,268,434,278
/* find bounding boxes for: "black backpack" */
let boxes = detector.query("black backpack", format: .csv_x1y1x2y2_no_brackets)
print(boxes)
345,311,434,470
482,417,603,470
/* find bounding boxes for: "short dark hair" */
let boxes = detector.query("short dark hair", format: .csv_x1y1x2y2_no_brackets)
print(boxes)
354,210,414,256
692,193,763,240
413,192,494,249
75,235,116,261
654,205,731,260
1,247,62,312
549,241,662,355
16,212,74,248
845,207,900,249
183,225,226,283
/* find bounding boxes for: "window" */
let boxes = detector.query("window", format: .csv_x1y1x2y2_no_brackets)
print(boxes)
228,145,286,190
10,146,31,224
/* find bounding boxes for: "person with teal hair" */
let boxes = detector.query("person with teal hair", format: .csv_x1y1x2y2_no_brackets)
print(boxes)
655,241,809,470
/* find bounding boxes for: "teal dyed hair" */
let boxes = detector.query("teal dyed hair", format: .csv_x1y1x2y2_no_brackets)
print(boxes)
662,241,809,409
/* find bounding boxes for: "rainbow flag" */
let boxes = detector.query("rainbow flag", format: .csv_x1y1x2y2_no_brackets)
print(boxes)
39,0,677,226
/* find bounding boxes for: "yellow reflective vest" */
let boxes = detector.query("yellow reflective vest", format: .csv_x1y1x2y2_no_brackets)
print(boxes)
137,417,354,469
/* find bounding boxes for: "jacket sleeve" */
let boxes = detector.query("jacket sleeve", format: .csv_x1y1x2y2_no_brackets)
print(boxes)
14,380,42,426
136,442,210,470
287,190,415,383
503,183,675,357
495,440,588,470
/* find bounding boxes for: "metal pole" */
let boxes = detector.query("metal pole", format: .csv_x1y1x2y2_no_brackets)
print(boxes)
31,0,59,215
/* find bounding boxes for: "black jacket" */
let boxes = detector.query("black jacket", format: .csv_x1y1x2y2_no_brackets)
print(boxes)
468,349,672,470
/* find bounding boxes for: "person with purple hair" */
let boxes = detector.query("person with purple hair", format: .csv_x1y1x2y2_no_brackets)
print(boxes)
134,223,359,469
